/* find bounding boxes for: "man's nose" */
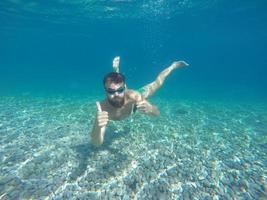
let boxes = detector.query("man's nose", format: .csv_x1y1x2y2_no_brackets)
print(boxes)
114,92,120,96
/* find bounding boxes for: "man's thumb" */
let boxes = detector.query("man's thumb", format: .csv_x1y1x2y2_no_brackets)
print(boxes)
96,101,102,112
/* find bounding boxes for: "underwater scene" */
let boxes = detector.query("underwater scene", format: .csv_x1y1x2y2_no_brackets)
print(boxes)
0,0,267,199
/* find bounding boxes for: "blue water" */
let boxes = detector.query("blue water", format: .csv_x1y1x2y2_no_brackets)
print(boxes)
1,0,266,101
1,1,267,199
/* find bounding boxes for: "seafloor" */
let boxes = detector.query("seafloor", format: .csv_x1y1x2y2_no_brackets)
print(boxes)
0,94,266,200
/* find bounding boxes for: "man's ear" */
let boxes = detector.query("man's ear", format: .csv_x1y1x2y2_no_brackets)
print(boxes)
125,84,128,89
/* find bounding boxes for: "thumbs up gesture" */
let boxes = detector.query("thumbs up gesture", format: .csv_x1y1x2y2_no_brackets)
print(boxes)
96,102,109,128
136,100,152,114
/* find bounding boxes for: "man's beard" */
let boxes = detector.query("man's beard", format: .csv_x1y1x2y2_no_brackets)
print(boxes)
108,96,125,108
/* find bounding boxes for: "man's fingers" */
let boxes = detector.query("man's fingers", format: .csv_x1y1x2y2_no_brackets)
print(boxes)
137,104,146,112
98,114,108,118
136,100,150,113
97,112,108,121
139,106,146,110
137,105,145,110
97,111,108,116
138,108,147,113
136,100,145,106
99,118,108,123
98,117,108,123
99,122,108,127
98,116,108,127
98,122,107,127
137,104,146,109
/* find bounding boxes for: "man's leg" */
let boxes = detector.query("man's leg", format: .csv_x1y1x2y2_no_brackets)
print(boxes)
113,56,120,72
141,61,189,99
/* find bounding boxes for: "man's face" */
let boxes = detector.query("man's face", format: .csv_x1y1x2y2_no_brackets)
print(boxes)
105,81,126,108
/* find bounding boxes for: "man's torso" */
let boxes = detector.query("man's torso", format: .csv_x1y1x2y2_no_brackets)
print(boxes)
100,89,142,121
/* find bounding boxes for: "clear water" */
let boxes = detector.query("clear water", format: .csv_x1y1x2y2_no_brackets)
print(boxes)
0,0,266,199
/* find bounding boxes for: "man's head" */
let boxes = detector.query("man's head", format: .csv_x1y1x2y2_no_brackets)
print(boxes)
103,72,126,108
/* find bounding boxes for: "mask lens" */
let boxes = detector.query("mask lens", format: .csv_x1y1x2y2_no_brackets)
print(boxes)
106,86,125,94
117,87,125,93
106,89,116,94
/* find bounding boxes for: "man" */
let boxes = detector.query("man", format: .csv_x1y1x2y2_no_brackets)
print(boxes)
91,57,189,146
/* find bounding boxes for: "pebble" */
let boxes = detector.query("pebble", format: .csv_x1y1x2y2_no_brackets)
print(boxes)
167,167,177,176
182,188,191,200
122,194,130,200
1,98,267,199
78,192,99,200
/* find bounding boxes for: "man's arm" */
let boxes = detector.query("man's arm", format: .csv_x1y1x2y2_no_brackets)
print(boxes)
140,61,189,99
90,102,108,146
90,118,105,146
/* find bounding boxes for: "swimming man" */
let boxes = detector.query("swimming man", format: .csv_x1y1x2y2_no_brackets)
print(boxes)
90,57,189,146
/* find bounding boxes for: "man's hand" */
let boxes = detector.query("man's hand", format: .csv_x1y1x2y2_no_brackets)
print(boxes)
96,102,108,128
91,102,108,146
171,60,189,69
136,100,154,114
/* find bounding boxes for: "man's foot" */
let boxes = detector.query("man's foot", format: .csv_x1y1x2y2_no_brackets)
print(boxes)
113,56,120,72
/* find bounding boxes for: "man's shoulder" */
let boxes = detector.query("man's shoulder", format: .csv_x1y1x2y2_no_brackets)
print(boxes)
126,89,137,94
126,89,142,101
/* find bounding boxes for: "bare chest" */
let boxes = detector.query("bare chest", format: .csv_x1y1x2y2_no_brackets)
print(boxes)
107,102,135,121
